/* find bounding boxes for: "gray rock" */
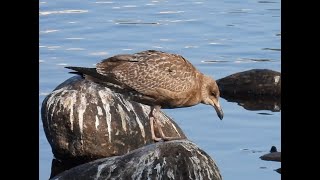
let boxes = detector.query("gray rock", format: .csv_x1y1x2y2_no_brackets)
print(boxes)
51,140,222,180
217,69,281,97
41,76,186,162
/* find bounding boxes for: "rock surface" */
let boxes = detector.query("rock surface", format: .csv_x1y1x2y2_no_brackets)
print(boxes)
217,69,281,97
260,146,281,162
51,140,222,180
260,152,281,162
41,76,186,162
260,146,281,174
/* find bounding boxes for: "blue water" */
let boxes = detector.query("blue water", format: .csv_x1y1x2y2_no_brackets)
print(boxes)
40,0,280,179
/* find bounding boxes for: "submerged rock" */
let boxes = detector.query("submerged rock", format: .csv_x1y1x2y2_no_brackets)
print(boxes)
41,76,186,162
260,152,281,162
260,146,281,174
217,69,281,97
50,140,222,180
260,146,281,162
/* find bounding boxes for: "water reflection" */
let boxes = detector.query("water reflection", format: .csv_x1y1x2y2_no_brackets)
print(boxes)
221,95,281,112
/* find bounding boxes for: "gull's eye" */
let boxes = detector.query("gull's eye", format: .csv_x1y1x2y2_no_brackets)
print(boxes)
211,92,216,97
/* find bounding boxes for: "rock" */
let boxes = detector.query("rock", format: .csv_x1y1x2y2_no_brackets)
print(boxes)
259,146,281,175
260,152,281,162
50,158,88,179
270,146,278,153
260,146,281,162
41,76,186,162
50,140,222,180
260,151,281,162
217,69,281,97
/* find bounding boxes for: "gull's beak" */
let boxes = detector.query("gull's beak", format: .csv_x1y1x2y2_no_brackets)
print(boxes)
213,101,224,120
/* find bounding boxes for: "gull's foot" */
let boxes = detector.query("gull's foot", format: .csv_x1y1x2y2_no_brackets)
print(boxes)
155,118,184,141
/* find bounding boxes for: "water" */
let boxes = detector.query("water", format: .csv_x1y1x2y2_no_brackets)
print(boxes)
39,0,280,179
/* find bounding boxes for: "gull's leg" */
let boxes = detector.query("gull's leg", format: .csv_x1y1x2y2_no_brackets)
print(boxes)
153,106,183,141
149,106,162,141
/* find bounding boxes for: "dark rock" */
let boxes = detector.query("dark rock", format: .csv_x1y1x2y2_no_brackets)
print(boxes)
50,140,222,180
260,152,281,162
217,69,281,97
270,146,277,153
50,158,89,179
260,146,281,162
259,146,281,175
41,76,186,162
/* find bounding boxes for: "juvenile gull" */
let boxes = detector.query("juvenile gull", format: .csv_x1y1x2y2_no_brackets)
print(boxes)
66,50,223,141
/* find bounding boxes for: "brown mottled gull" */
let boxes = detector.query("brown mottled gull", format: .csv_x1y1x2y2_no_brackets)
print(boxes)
66,50,223,141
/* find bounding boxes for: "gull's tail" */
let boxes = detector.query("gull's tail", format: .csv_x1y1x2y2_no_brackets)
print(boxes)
65,66,123,87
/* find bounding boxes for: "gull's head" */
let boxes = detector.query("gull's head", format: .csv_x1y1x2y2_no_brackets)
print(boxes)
201,75,224,120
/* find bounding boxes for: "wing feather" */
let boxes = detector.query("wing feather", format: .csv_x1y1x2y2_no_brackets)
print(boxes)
96,50,198,97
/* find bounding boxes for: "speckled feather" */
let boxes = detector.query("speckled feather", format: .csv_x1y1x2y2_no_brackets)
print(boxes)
96,50,200,99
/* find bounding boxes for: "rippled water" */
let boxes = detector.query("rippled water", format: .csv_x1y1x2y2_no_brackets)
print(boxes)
40,0,280,179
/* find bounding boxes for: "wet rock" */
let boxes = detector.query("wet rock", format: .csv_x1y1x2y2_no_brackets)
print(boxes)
259,146,281,175
50,140,222,180
41,76,186,162
50,158,89,179
270,146,277,153
260,146,281,162
260,152,281,162
217,69,281,97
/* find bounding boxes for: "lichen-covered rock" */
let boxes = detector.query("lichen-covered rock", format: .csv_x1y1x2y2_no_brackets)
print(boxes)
41,76,186,162
217,69,281,97
50,140,222,180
